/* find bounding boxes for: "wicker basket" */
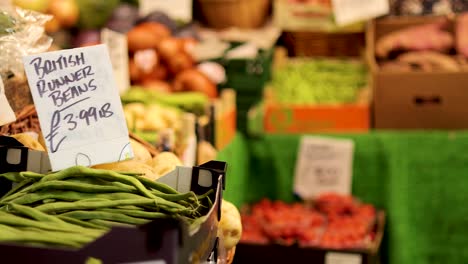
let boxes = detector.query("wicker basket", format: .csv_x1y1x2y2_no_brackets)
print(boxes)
0,105,40,135
197,0,270,29
282,31,365,57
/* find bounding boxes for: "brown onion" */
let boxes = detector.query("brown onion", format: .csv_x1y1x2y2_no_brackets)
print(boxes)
129,58,142,82
157,37,184,60
141,79,172,93
127,23,170,52
167,52,194,75
141,64,169,81
173,69,218,98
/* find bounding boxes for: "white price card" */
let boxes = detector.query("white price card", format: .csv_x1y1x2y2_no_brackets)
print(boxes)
294,136,354,199
23,44,133,171
0,76,16,126
332,0,389,26
140,0,192,22
101,29,130,95
325,252,362,264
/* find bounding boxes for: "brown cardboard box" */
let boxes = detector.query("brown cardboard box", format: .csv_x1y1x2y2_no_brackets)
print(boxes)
367,16,468,129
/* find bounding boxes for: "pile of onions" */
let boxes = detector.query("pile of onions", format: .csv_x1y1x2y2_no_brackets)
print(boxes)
127,22,217,99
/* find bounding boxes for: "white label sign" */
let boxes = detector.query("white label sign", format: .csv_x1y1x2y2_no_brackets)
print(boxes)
101,29,130,95
294,136,354,199
332,0,389,26
325,252,362,264
0,76,16,126
23,44,133,171
139,0,192,22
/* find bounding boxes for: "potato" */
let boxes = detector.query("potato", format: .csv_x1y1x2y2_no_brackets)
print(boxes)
218,200,242,250
130,139,152,165
124,103,146,118
152,152,182,176
197,141,218,165
11,133,45,151
92,160,160,181
143,111,166,130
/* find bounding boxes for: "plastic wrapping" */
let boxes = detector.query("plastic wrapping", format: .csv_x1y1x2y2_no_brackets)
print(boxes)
0,5,52,113
0,5,52,77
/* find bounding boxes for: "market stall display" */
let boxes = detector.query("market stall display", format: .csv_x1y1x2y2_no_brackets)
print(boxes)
4,0,468,263
235,193,384,264
0,154,229,263
249,54,370,134
240,194,379,249
369,14,468,129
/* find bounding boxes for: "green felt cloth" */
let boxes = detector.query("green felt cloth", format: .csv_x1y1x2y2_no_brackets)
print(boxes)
217,132,468,264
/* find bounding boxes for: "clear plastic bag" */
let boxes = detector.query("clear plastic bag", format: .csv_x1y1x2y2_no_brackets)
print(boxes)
0,4,52,113
0,5,52,77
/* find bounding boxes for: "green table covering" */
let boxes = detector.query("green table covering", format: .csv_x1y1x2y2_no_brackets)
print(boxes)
217,132,468,264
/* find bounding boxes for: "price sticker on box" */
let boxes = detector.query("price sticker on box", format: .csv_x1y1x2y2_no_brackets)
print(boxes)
101,29,130,95
294,136,354,199
0,76,16,126
23,44,133,171
325,252,362,264
139,0,192,22
332,0,389,26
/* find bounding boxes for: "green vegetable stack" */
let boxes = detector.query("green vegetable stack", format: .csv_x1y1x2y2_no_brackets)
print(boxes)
0,166,213,249
271,59,368,105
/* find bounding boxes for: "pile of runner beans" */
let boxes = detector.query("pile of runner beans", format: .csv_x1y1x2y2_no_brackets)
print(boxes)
0,166,213,248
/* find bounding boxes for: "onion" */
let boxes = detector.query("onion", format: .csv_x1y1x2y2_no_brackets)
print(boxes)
157,37,184,60
137,11,178,33
141,64,169,81
138,22,171,40
134,49,159,74
173,69,218,98
167,52,194,75
141,80,172,93
129,58,142,82
127,23,170,52
181,37,198,54
197,62,226,84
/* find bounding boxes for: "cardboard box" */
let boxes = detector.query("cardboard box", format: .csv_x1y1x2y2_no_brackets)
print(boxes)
214,89,237,151
0,136,51,174
368,16,468,129
0,160,227,264
260,55,370,134
234,211,385,264
264,103,369,134
273,0,364,32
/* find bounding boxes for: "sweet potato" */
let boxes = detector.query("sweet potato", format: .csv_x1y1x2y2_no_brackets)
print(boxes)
456,12,468,58
397,51,460,71
376,20,453,58
379,61,414,72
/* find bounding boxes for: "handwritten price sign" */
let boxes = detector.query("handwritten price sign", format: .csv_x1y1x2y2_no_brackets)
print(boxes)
23,45,133,171
294,136,354,199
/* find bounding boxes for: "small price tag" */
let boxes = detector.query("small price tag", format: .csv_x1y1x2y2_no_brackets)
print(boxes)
139,0,192,22
294,136,354,199
332,0,389,26
325,252,362,264
23,44,133,171
0,77,16,126
101,29,130,95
